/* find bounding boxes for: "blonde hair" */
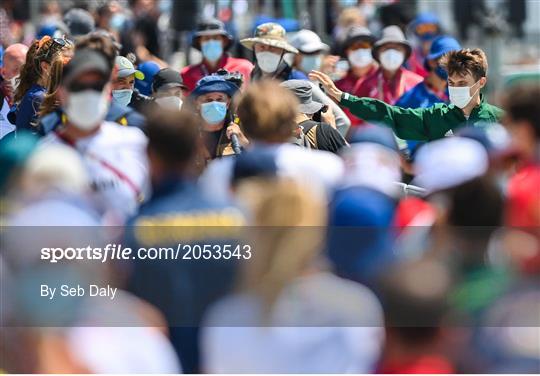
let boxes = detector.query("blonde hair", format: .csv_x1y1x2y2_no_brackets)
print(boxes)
235,178,327,315
338,7,365,28
237,80,299,143
38,51,73,118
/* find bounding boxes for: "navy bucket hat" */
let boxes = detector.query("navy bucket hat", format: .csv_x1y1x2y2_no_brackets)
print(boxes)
191,74,240,98
192,18,233,51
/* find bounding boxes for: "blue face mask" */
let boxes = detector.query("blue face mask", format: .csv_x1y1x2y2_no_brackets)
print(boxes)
300,54,322,74
201,101,227,124
110,13,126,30
201,40,224,63
112,89,133,107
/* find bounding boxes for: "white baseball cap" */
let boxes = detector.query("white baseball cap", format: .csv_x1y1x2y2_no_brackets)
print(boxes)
413,137,489,194
289,29,329,54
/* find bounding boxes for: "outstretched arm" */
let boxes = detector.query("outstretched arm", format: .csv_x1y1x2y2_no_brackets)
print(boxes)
309,70,432,141
309,70,343,102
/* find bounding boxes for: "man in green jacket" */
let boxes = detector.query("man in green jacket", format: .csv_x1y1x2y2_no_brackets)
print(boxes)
310,48,503,141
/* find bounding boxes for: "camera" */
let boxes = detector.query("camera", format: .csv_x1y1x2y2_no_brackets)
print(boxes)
215,69,244,89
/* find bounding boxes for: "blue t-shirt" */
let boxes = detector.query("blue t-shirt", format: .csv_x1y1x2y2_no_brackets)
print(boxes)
15,84,46,132
395,81,445,109
327,186,397,284
287,69,308,80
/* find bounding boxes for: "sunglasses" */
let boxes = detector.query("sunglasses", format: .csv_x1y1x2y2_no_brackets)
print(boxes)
38,37,71,62
415,23,439,36
68,79,108,93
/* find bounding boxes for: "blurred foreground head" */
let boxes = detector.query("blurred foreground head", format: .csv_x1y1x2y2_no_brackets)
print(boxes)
75,31,120,71
379,259,451,331
237,80,299,143
502,84,540,162
235,178,326,307
145,109,200,183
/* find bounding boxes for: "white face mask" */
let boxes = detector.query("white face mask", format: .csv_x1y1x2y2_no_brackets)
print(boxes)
348,48,373,68
256,51,282,73
300,54,322,73
155,96,183,110
65,90,109,131
448,81,481,109
379,49,405,71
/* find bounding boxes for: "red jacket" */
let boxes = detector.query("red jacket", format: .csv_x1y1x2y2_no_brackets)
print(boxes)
181,54,254,93
335,65,378,128
356,67,424,106
407,47,430,78
342,67,423,128
506,163,540,274
377,355,455,374
506,163,540,227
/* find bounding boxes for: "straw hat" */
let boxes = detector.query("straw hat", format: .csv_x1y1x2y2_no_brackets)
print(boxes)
241,22,299,54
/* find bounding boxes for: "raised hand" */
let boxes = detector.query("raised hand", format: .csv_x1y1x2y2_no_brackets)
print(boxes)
308,70,343,102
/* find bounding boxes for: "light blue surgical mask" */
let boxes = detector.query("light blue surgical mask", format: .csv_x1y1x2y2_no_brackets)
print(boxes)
110,13,126,31
201,101,227,124
300,54,322,74
112,89,133,107
201,40,224,63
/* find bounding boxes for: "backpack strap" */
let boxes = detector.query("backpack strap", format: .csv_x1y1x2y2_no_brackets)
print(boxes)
305,124,318,149
299,120,319,149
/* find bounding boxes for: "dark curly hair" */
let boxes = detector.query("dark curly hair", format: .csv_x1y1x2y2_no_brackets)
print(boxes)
439,48,488,81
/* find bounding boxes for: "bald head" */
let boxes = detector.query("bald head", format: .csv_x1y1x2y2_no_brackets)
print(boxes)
2,43,29,80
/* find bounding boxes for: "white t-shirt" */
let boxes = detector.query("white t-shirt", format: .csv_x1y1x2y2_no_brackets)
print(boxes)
201,272,384,373
41,122,149,219
0,97,15,139
199,143,344,203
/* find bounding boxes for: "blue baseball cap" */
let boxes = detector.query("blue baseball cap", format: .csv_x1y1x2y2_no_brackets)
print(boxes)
425,35,461,61
348,124,399,152
410,12,441,41
191,74,240,98
134,61,161,96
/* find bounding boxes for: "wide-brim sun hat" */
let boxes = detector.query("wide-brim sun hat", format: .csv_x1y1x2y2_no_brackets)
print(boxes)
192,18,234,50
240,22,299,54
372,25,412,63
190,75,240,98
341,26,376,55
280,79,324,115
298,101,324,115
